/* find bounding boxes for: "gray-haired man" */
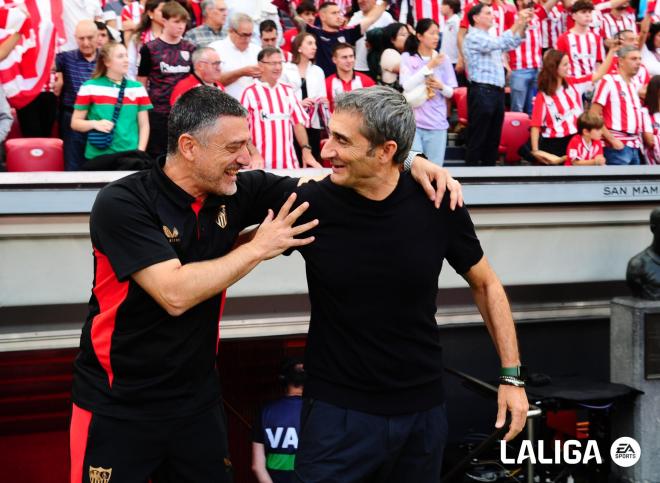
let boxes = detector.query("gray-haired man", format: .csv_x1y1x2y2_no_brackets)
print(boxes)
184,0,228,46
209,13,262,99
287,86,529,482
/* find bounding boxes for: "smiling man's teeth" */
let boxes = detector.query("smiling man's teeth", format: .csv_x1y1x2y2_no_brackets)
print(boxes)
226,168,238,175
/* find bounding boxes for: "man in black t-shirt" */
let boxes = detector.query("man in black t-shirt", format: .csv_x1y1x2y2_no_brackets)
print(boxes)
288,86,530,483
70,85,463,483
297,0,388,75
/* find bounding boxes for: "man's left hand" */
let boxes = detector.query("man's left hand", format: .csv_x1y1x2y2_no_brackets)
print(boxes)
495,385,529,442
410,156,464,210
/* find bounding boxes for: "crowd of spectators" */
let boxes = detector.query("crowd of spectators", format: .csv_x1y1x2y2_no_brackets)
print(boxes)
3,0,660,170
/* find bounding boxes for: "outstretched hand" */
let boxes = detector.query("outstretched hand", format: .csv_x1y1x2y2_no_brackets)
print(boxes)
251,193,318,260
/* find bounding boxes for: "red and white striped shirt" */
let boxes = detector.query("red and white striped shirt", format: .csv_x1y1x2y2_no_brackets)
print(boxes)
601,11,637,39
460,1,509,36
410,0,444,28
241,81,309,170
121,1,144,25
565,134,604,164
607,58,650,90
541,5,567,49
593,73,644,147
325,72,375,111
556,31,604,77
506,6,547,70
641,107,660,164
531,76,590,138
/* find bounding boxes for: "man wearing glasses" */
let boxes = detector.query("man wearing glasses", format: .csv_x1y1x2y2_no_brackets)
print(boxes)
210,13,262,99
185,0,229,47
170,47,226,105
241,47,323,169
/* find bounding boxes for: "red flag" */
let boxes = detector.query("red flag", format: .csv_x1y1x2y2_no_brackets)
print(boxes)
0,0,64,109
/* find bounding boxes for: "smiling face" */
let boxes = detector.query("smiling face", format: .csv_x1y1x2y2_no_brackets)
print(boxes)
321,110,380,191
332,46,355,74
188,116,252,196
557,54,570,79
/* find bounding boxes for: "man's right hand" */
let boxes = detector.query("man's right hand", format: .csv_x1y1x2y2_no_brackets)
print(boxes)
243,65,262,78
610,138,625,150
250,193,318,260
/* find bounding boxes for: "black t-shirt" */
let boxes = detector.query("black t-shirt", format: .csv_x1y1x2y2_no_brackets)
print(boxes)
290,173,484,415
138,38,196,113
307,25,362,76
72,161,296,420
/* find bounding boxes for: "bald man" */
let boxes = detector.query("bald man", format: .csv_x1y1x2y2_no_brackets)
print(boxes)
170,47,225,106
55,19,99,171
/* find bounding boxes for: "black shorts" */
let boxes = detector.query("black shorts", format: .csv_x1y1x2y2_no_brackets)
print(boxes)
70,403,233,483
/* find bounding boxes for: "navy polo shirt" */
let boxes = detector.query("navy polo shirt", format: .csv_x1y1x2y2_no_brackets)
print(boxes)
72,160,296,420
56,48,97,109
307,25,362,76
253,396,303,483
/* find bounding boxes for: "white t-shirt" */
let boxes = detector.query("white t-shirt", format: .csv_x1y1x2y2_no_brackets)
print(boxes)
209,37,261,99
642,45,660,77
347,10,394,72
62,0,103,51
441,14,460,65
380,48,401,84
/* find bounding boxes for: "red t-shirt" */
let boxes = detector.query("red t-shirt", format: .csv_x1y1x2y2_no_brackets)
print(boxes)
170,74,225,106
565,134,603,165
325,72,375,111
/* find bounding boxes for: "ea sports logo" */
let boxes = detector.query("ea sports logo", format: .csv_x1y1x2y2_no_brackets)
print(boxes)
610,437,641,467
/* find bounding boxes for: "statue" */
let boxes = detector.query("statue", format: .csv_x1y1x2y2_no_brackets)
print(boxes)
627,207,660,300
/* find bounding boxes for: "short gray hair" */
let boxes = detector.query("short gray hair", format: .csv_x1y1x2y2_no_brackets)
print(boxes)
168,85,247,155
192,46,217,64
618,45,640,59
333,86,415,164
229,12,253,31
201,0,216,14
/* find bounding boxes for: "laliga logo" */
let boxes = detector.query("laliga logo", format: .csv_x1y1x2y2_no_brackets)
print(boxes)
500,440,603,465
500,437,641,466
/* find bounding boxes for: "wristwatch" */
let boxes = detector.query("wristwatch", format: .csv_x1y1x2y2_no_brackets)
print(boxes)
301,144,312,151
499,365,527,387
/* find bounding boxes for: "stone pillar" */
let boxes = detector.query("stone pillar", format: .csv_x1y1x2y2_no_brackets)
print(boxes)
610,297,660,483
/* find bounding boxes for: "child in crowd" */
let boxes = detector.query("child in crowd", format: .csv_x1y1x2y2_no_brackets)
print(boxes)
137,1,195,159
565,111,606,165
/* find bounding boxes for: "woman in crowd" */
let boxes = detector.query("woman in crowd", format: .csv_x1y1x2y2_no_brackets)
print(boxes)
642,75,660,164
126,0,167,79
281,32,327,160
642,23,660,77
71,42,152,162
529,47,616,164
366,22,410,89
400,18,457,166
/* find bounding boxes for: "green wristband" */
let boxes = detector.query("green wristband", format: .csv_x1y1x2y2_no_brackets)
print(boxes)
500,366,523,377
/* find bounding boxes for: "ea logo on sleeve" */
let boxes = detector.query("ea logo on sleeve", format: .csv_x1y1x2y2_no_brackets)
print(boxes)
610,437,641,467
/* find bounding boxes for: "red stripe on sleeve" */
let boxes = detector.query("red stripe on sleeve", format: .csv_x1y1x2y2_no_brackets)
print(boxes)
91,248,129,389
69,403,92,483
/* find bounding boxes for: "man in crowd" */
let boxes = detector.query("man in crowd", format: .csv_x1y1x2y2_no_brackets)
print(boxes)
608,29,650,92
241,47,321,169
347,0,394,75
463,3,531,166
62,0,103,51
325,43,375,111
286,87,528,482
299,0,388,76
54,19,98,171
590,45,645,165
260,19,292,61
211,13,262,99
185,0,229,46
70,84,464,482
282,2,316,53
138,1,196,160
252,359,305,483
170,46,225,105
505,0,558,115
556,0,604,78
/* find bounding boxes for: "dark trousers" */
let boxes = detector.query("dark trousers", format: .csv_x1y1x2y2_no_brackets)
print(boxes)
465,83,505,166
147,111,169,160
70,402,233,483
17,92,57,137
60,109,88,171
294,399,448,483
